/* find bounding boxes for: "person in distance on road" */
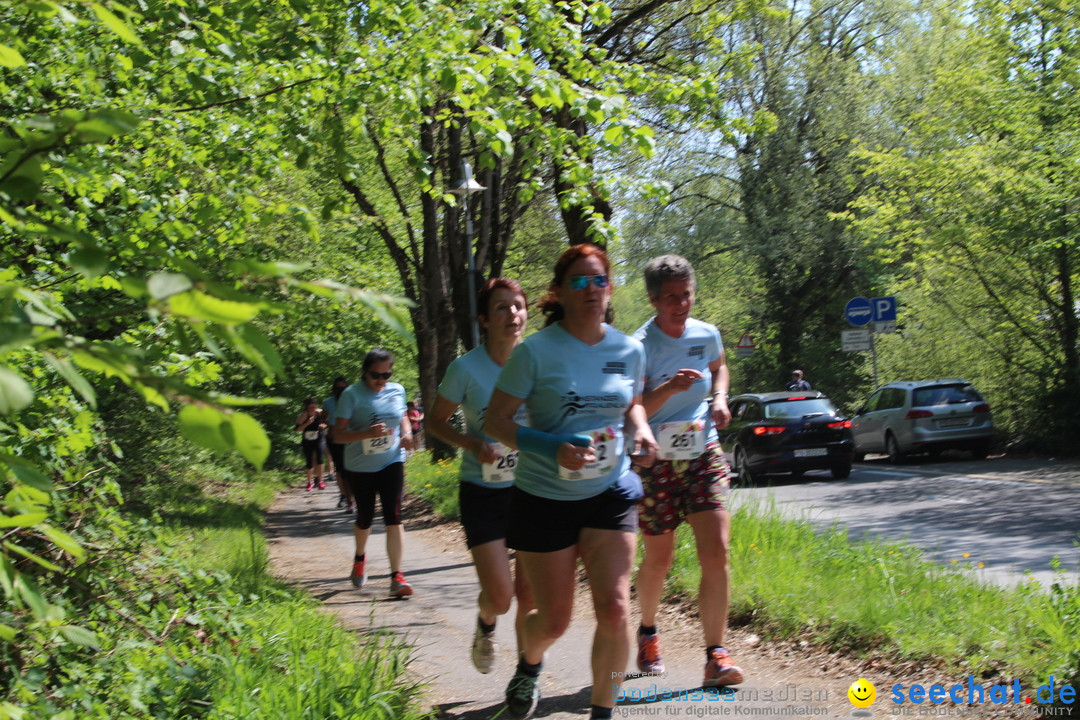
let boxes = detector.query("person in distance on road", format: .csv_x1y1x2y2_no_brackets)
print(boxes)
323,376,354,511
332,349,415,598
484,243,658,720
785,369,812,391
632,254,744,689
427,277,535,676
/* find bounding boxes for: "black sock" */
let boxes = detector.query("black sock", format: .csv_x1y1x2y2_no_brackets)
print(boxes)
478,617,496,634
639,625,657,636
516,656,542,676
591,705,614,719
354,553,365,563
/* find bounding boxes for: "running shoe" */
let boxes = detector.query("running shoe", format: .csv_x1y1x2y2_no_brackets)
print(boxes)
637,632,665,675
471,622,496,674
305,480,314,491
345,503,355,514
350,559,367,588
317,480,327,490
505,669,540,719
336,495,347,509
703,647,744,687
389,571,413,598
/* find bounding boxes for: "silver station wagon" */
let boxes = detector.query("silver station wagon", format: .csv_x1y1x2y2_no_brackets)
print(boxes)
850,379,995,462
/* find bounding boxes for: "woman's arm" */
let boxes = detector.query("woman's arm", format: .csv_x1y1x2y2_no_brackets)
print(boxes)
333,416,387,444
623,395,659,467
485,389,592,471
427,395,497,464
709,351,731,430
399,415,413,452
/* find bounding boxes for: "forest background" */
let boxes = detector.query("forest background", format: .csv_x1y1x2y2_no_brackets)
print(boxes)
1,0,1078,716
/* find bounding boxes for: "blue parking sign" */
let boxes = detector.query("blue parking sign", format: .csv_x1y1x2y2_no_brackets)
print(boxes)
872,296,897,323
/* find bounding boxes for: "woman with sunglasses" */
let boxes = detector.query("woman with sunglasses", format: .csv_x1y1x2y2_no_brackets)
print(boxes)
427,277,535,675
484,244,658,720
333,348,415,598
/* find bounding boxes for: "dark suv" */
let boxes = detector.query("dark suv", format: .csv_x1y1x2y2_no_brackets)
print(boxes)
720,391,854,483
850,379,994,462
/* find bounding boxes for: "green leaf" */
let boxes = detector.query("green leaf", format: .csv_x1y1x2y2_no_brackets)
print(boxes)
227,412,270,469
0,624,15,642
42,354,97,408
0,44,25,68
177,404,231,454
69,245,109,278
58,625,101,649
11,464,53,493
147,272,193,300
170,290,260,325
0,367,33,415
40,525,84,560
90,3,142,45
6,542,61,574
0,513,48,528
13,573,51,618
73,110,139,142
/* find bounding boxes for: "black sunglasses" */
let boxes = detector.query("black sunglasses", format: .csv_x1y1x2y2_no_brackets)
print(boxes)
367,371,392,380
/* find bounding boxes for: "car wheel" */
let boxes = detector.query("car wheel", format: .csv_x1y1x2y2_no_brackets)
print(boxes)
735,447,757,485
831,460,852,479
970,440,991,460
853,451,865,463
886,433,905,464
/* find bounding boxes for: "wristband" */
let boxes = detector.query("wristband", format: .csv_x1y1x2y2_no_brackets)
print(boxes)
516,427,591,459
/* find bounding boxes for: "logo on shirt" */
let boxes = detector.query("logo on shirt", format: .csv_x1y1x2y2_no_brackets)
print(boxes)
602,361,627,375
688,345,705,359
557,392,625,424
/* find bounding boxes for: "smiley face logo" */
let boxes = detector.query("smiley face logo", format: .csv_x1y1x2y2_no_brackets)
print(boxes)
848,678,876,708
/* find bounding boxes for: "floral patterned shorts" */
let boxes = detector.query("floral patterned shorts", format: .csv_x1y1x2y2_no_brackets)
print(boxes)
635,443,730,535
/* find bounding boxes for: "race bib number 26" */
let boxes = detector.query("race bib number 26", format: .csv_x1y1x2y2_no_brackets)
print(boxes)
481,442,519,484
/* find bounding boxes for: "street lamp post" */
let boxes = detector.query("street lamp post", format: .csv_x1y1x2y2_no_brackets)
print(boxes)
448,161,486,348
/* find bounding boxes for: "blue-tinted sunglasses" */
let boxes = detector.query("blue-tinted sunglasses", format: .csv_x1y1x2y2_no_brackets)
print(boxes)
569,274,610,290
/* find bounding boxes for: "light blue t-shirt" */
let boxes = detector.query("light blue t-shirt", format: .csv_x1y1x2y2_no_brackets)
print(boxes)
323,394,344,445
438,346,525,488
336,381,407,473
634,317,723,446
494,323,645,501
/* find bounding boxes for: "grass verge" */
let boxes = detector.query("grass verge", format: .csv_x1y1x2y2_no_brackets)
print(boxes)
403,452,1080,693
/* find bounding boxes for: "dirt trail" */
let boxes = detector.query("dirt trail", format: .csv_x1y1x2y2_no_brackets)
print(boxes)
264,484,1030,720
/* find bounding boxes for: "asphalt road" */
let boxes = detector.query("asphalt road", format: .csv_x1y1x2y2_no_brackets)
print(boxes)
730,453,1080,587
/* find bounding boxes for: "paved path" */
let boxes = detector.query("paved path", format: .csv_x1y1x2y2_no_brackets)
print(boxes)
264,484,1031,720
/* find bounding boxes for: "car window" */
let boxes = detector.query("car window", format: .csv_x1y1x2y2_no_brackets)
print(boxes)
742,401,762,422
883,388,906,409
764,398,837,420
913,384,983,406
863,390,883,412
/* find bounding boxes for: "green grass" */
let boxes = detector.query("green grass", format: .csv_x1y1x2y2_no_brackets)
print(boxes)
403,453,1080,690
8,455,429,720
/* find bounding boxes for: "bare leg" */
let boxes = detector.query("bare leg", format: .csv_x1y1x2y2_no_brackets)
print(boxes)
686,509,731,646
385,523,405,573
579,527,636,709
636,532,676,628
516,546,579,665
471,540,515,624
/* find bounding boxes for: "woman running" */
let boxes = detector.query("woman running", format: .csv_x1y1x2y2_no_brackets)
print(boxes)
296,397,327,492
428,278,535,675
332,348,415,598
485,244,658,720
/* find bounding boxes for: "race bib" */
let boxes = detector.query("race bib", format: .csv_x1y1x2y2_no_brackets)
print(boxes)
481,442,519,484
360,429,395,455
303,430,320,441
657,420,706,461
559,426,623,482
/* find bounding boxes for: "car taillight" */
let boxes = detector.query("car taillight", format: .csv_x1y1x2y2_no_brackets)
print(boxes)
754,426,787,436
827,420,851,429
973,403,990,413
906,409,933,419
